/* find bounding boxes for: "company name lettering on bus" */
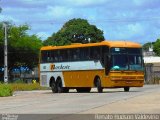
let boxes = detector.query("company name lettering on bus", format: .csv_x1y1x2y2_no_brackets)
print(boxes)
50,64,70,70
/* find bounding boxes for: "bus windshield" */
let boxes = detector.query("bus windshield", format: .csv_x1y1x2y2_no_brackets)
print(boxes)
110,47,143,71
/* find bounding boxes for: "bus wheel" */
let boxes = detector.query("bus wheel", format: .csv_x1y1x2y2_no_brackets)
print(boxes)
56,80,63,93
96,78,103,93
124,87,130,92
51,81,58,93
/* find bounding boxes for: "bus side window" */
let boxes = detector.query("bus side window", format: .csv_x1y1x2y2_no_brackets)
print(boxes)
76,49,80,60
50,51,54,62
90,47,100,60
54,50,58,62
41,51,46,63
47,51,51,62
73,49,80,61
68,49,75,61
60,49,68,62
83,47,90,60
101,46,109,66
72,49,76,61
53,51,58,62
67,49,72,61
68,48,90,61
58,50,63,62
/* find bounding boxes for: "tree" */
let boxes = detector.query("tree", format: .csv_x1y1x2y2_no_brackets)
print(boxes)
0,22,42,74
142,42,154,52
153,38,160,56
43,33,57,46
43,18,105,46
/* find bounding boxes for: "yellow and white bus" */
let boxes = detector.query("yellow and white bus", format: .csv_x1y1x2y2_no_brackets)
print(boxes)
39,41,144,93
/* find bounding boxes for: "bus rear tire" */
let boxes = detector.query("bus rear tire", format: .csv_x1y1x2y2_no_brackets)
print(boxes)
51,81,58,93
56,79,63,93
96,78,103,93
124,87,130,92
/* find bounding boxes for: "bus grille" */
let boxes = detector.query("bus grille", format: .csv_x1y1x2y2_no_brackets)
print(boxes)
41,75,47,86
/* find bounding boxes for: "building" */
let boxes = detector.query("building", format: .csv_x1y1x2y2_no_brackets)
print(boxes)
143,47,160,83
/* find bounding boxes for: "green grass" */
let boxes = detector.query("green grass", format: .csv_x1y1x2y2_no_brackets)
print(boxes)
0,83,49,97
0,83,13,97
10,83,49,91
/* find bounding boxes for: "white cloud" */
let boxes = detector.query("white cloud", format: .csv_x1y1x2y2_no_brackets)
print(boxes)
47,6,74,19
133,0,145,6
1,0,160,43
103,22,146,43
67,0,107,7
127,23,144,35
0,14,20,23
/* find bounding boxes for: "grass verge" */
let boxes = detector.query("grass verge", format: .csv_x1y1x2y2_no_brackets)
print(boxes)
0,83,13,97
10,83,49,91
0,83,49,97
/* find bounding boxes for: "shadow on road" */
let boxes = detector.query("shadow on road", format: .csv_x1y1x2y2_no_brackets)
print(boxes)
42,90,141,94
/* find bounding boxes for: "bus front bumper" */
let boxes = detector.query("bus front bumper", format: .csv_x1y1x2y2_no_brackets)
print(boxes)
109,76,144,87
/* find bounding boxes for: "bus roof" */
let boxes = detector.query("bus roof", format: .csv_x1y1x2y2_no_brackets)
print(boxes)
41,40,142,50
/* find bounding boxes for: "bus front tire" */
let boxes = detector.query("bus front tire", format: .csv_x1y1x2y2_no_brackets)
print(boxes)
124,87,130,92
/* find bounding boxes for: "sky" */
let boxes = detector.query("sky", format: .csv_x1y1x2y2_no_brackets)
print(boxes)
0,0,160,44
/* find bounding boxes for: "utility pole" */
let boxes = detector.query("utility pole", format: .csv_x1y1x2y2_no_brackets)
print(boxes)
3,23,8,83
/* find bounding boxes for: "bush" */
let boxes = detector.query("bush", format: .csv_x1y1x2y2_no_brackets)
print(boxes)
0,84,13,97
148,77,160,84
13,79,25,84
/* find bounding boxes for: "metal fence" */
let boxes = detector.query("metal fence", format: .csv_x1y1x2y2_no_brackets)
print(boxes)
145,65,160,84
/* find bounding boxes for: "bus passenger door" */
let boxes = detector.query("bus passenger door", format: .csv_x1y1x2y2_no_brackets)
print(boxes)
105,54,110,76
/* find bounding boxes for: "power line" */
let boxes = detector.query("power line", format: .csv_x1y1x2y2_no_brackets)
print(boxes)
89,17,160,23
26,16,160,24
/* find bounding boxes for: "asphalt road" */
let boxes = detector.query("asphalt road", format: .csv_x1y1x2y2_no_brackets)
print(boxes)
0,85,159,115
